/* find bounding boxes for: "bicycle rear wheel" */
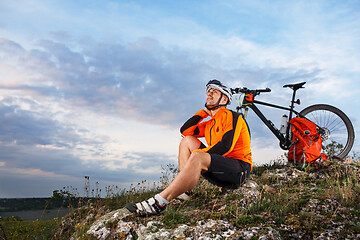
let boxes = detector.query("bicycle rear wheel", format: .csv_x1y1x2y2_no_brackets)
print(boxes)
299,104,355,159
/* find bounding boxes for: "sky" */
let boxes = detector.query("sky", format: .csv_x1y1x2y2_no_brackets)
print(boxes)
0,0,359,198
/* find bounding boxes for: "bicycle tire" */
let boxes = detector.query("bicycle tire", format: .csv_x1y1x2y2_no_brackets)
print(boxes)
299,104,355,159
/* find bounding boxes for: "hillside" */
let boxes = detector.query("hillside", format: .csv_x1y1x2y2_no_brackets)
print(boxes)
48,159,360,239
2,159,359,239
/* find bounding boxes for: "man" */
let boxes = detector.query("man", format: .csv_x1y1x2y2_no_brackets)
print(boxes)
126,79,252,216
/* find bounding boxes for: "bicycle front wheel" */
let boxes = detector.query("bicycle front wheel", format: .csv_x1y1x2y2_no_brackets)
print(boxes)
299,104,355,159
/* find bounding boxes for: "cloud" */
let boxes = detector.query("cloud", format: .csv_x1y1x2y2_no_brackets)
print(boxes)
0,38,25,55
1,36,332,127
1,0,359,198
0,37,216,127
124,151,177,171
1,36,348,156
0,37,187,198
0,147,176,197
0,94,176,181
0,98,83,147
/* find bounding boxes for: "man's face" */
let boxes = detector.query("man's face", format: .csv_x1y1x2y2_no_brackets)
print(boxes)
206,88,223,107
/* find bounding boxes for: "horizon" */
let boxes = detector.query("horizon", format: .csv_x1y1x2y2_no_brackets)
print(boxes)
0,0,359,198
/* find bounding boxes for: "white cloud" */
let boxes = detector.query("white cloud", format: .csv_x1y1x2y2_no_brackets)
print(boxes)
0,0,359,197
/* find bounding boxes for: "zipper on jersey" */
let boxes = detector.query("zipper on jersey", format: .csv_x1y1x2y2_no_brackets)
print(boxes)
209,119,216,145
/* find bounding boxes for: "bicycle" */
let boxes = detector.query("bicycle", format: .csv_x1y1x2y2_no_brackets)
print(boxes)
231,82,355,160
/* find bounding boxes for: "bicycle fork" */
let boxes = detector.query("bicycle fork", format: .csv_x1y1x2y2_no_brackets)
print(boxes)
238,106,249,119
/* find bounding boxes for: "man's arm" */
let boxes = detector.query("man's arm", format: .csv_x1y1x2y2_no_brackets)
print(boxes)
194,111,244,156
180,109,209,137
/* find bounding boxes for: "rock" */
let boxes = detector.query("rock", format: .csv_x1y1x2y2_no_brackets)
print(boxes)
258,227,282,240
231,180,261,209
262,184,277,194
81,161,360,239
87,207,133,239
137,221,171,240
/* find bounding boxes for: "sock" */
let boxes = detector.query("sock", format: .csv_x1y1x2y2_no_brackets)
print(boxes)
155,194,169,206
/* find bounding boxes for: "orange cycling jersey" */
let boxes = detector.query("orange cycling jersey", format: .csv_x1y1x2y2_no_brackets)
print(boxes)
180,107,252,167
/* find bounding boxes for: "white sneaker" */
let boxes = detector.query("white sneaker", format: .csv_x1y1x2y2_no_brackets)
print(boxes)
177,191,191,201
125,197,166,216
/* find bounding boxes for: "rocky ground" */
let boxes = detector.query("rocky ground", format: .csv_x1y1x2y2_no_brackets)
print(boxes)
55,159,360,239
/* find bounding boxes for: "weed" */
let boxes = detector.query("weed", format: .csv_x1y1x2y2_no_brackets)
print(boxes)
105,219,119,230
5,159,360,238
1,216,59,239
234,215,265,227
161,207,188,227
251,156,287,177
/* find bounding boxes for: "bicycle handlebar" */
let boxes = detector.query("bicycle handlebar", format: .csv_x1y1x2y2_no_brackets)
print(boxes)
231,87,271,94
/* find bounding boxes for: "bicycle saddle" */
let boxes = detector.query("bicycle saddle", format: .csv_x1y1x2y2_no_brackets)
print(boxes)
283,82,306,90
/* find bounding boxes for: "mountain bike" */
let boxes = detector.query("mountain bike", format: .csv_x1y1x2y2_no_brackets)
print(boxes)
231,82,355,160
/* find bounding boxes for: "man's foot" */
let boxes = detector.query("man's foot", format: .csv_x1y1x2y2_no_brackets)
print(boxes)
125,197,166,216
176,191,192,201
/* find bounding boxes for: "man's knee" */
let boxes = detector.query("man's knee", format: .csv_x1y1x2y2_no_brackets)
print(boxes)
188,151,211,170
180,136,201,151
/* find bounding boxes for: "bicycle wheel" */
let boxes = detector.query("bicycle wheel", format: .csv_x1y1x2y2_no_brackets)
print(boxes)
299,104,355,159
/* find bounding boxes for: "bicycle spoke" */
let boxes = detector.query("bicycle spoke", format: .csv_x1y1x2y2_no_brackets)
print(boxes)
300,104,354,159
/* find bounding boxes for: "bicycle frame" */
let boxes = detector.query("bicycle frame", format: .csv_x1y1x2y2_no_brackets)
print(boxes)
243,100,301,150
235,86,304,150
232,81,355,159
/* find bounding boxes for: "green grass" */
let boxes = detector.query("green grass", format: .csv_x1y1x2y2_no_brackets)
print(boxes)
0,216,59,240
161,206,189,227
2,159,360,239
235,214,265,227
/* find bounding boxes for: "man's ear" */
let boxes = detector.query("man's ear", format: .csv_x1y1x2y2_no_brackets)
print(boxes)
221,95,229,105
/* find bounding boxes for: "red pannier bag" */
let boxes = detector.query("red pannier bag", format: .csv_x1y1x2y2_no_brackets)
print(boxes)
288,117,327,164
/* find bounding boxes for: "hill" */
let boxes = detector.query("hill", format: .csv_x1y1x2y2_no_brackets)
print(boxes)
50,159,360,239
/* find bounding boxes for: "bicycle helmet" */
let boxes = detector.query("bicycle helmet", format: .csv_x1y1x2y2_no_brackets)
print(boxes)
205,79,232,110
206,79,232,105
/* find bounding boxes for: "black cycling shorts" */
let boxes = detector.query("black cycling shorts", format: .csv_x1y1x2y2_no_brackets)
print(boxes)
201,153,251,187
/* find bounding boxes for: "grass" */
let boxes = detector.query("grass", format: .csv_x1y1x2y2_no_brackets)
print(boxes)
2,159,359,239
161,206,189,227
0,216,59,239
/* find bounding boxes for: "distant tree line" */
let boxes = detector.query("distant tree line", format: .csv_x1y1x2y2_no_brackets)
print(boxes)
0,196,84,212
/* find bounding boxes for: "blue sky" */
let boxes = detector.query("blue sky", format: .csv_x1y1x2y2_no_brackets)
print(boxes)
0,0,359,198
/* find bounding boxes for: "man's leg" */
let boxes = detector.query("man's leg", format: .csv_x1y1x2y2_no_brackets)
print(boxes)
160,150,211,201
178,136,202,171
126,138,210,215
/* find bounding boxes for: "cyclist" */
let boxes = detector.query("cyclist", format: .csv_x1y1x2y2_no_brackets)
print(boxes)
126,79,252,216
